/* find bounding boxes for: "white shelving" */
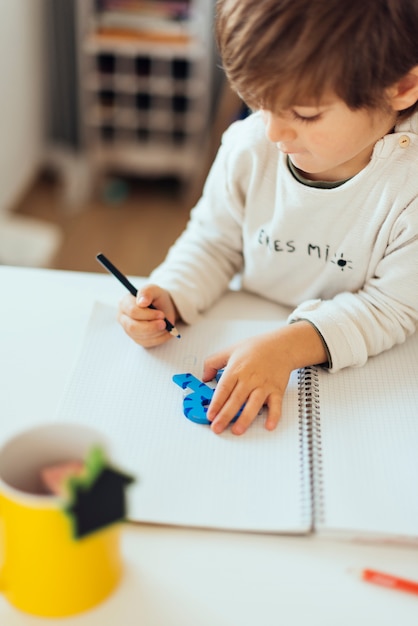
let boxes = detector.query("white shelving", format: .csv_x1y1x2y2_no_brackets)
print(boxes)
79,0,214,183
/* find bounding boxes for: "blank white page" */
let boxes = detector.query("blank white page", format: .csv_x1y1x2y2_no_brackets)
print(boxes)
56,302,311,534
316,332,418,541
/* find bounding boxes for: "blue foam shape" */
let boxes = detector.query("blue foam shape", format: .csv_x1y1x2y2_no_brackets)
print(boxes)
172,371,243,425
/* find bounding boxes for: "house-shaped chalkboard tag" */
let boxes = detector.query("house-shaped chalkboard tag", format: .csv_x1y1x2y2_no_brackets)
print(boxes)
64,446,135,539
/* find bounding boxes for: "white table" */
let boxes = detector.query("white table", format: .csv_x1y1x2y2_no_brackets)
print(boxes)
0,266,417,625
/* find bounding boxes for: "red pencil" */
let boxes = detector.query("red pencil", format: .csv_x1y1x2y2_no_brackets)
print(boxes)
359,568,418,596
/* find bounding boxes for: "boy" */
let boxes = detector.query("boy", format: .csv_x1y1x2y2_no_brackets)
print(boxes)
118,0,418,435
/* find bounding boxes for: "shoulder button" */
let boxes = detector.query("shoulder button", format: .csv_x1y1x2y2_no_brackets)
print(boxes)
399,135,410,148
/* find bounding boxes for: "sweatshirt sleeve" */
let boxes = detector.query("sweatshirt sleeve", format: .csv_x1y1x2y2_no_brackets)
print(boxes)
149,122,250,324
289,199,418,371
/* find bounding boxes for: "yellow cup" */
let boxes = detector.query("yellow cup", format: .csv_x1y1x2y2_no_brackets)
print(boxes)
0,424,124,617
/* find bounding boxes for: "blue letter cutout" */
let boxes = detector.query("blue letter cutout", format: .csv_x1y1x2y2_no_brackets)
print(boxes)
172,371,242,425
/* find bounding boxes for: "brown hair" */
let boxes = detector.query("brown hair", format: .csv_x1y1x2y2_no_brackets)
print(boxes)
216,0,418,117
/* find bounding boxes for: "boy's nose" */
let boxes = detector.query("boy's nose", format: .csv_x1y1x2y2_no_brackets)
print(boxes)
263,111,297,143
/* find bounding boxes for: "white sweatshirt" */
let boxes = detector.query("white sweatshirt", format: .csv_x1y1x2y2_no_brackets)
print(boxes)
150,111,418,372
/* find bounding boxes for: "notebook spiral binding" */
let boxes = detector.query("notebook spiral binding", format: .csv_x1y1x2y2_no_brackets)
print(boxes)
298,366,324,530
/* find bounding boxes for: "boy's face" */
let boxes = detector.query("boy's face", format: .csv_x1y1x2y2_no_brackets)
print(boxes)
261,97,397,181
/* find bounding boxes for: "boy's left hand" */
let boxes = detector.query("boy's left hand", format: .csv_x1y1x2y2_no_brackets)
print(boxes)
202,322,327,435
202,332,292,436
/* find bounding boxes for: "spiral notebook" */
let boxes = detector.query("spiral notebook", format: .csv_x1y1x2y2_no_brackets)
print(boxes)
56,302,418,542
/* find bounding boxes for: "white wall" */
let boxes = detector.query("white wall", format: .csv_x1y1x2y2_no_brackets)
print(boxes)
0,0,44,215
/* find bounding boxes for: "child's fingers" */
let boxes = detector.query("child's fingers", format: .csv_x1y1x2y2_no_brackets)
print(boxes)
119,293,164,321
117,312,170,347
202,350,230,383
211,388,282,435
209,378,261,434
208,371,284,435
264,393,282,431
118,284,177,347
136,284,167,310
205,365,236,421
230,388,266,435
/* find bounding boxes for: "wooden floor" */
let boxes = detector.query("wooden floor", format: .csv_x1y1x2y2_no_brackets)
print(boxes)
14,170,203,277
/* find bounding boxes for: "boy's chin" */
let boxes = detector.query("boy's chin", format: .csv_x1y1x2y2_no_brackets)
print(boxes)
289,155,330,181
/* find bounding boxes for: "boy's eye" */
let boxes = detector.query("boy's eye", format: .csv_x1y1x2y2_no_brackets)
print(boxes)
291,110,322,123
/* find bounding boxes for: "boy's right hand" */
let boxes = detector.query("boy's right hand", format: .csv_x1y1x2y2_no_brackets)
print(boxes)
117,283,177,347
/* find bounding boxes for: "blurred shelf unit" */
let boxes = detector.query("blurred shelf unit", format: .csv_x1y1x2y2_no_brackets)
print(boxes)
80,0,214,181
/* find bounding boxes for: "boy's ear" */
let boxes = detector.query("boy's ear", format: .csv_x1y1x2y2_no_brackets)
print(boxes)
388,66,418,111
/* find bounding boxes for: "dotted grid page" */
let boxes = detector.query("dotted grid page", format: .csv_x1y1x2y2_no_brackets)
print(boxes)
55,302,311,534
316,332,418,540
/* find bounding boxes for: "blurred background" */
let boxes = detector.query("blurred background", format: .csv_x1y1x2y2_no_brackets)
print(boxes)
0,0,243,275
